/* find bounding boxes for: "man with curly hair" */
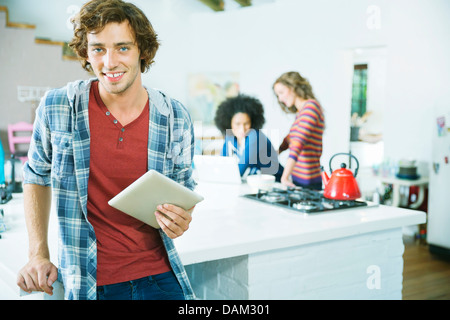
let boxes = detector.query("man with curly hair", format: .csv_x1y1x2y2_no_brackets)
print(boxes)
16,0,195,300
214,94,283,181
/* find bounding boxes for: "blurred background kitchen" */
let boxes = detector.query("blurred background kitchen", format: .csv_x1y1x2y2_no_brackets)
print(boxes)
0,0,449,300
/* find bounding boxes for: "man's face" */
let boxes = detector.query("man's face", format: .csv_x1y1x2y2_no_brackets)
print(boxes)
86,21,141,96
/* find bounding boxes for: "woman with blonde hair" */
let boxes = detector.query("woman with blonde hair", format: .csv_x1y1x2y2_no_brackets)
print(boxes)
273,71,325,189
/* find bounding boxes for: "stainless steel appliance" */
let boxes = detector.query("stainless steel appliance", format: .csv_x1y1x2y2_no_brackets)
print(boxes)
243,187,373,214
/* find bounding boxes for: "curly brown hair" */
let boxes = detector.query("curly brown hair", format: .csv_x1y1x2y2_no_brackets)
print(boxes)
69,0,160,73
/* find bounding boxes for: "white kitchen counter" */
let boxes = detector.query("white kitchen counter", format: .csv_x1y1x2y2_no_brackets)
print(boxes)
175,182,425,265
0,193,61,300
0,181,426,300
176,181,426,299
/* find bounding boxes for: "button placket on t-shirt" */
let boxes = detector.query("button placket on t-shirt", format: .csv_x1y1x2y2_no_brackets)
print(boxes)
105,111,125,149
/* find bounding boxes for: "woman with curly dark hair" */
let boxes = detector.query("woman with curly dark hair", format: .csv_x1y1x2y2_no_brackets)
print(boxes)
214,94,283,181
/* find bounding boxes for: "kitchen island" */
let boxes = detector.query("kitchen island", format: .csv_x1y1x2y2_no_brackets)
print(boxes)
176,182,425,299
0,181,425,300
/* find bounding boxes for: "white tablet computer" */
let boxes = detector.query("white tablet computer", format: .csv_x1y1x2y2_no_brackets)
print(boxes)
108,170,204,229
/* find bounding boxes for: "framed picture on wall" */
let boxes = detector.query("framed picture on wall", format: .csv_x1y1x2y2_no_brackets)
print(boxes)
187,72,240,125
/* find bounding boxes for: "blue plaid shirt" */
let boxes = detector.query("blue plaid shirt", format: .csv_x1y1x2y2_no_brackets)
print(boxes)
23,79,196,300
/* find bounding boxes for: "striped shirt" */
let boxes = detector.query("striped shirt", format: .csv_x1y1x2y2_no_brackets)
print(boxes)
288,99,324,187
23,78,196,300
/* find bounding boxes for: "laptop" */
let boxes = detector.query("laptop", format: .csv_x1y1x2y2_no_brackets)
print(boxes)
193,155,242,184
108,170,204,229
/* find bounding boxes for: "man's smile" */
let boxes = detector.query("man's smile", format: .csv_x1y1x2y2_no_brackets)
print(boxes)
103,72,125,82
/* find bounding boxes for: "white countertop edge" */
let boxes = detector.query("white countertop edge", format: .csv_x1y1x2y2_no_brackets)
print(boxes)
177,212,426,265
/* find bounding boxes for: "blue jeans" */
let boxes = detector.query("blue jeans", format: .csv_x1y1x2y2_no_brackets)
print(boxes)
96,271,185,300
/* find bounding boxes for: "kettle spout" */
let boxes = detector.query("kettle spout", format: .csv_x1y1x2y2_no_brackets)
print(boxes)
320,166,329,186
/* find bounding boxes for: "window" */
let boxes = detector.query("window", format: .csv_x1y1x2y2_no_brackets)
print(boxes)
351,64,368,117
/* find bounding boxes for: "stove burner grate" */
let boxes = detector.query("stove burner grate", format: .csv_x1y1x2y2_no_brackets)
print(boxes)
244,187,368,214
292,201,318,211
261,192,286,203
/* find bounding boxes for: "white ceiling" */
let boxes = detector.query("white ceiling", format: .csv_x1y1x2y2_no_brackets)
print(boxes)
0,0,277,42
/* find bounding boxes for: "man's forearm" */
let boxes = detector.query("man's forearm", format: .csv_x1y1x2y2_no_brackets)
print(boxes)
23,184,52,259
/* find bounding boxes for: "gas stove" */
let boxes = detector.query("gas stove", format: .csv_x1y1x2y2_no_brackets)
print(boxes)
242,186,372,214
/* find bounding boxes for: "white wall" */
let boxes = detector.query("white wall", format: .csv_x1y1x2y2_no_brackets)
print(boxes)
0,9,90,154
151,0,450,167
383,0,450,163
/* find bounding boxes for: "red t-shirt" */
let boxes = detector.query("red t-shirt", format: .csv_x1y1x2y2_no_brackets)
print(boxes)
87,81,171,286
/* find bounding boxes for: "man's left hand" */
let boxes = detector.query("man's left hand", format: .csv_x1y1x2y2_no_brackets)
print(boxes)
155,204,194,239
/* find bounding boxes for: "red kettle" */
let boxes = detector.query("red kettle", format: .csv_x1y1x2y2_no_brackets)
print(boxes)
321,153,361,200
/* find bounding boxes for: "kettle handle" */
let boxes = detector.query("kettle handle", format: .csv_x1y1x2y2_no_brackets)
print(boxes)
329,152,360,177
